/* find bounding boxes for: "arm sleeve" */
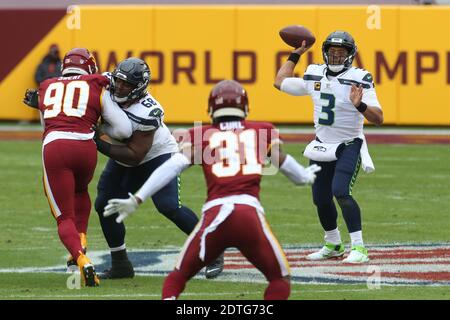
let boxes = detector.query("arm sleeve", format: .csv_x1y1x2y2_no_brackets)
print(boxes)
279,154,308,185
280,77,309,96
362,88,382,109
135,153,191,202
360,72,381,109
100,90,133,139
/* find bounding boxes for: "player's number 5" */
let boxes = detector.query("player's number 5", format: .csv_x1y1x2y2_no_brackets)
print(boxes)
43,81,89,119
318,92,335,126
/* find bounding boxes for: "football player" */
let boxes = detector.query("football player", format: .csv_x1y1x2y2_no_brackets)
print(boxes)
24,48,133,286
103,80,321,300
274,31,384,263
93,58,223,280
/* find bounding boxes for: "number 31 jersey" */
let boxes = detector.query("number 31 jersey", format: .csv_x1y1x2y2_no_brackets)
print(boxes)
38,74,108,138
185,120,279,202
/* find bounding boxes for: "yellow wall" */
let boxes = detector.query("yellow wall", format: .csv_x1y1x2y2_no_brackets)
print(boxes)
1,5,449,125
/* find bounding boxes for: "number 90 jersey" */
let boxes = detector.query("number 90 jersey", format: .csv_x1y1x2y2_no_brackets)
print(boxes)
38,74,108,138
185,120,279,202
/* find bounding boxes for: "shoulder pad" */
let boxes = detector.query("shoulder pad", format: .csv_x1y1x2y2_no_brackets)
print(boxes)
303,64,325,81
148,107,164,119
350,67,373,83
361,72,374,83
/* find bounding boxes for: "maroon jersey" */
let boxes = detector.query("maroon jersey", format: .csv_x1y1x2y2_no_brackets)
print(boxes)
187,120,279,202
38,74,108,138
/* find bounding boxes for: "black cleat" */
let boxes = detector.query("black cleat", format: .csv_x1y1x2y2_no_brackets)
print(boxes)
205,253,224,279
67,247,87,272
99,259,135,279
82,264,100,287
67,258,77,270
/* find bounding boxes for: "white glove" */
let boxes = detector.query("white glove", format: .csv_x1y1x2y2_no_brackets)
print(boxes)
302,164,322,185
104,193,139,223
279,154,322,186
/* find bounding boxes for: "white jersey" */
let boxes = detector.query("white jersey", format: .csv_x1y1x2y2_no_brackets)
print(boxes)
103,91,178,166
281,64,382,143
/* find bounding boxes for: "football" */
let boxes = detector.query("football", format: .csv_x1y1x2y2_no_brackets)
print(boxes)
279,25,316,48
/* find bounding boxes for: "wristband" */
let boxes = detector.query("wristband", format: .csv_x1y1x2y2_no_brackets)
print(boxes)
287,52,300,64
356,102,368,113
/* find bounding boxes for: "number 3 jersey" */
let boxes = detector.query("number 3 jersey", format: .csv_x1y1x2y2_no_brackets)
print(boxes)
281,64,382,143
184,120,279,202
103,91,179,165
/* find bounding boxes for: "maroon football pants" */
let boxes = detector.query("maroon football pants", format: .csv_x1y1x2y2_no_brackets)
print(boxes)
42,139,97,261
162,204,291,300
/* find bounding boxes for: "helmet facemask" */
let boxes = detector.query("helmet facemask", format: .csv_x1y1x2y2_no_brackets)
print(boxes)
322,32,357,73
110,68,150,104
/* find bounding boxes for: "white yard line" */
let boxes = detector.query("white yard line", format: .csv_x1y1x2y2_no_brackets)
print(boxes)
1,288,375,299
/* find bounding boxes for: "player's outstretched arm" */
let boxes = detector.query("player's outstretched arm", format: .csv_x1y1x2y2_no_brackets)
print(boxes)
350,84,384,126
270,143,321,185
274,40,309,90
104,152,192,223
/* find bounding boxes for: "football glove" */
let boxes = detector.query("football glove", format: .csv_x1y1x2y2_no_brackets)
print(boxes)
302,164,322,185
23,89,39,109
104,193,139,223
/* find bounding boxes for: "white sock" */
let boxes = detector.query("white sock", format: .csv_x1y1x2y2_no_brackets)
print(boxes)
110,244,126,252
350,231,364,247
324,228,342,245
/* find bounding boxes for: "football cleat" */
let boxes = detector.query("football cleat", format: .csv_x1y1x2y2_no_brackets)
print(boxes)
66,257,78,272
81,264,100,287
306,243,345,261
205,253,224,279
342,246,369,264
67,233,87,272
99,259,135,279
77,253,100,287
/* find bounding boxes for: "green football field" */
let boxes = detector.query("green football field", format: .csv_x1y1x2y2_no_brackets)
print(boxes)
0,140,449,300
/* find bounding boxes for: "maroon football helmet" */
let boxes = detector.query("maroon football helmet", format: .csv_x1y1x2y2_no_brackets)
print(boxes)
62,48,98,76
208,80,249,119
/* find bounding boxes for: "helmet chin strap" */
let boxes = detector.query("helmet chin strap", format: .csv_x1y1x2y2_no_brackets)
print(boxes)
327,64,345,73
112,94,128,104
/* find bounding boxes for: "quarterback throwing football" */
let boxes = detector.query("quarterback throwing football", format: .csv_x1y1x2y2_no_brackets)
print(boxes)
274,31,384,263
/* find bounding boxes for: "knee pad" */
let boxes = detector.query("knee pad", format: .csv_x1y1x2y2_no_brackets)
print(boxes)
332,185,350,200
313,195,334,207
94,193,108,216
336,195,354,208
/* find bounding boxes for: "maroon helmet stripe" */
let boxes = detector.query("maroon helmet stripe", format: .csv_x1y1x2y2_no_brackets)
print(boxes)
0,9,66,82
